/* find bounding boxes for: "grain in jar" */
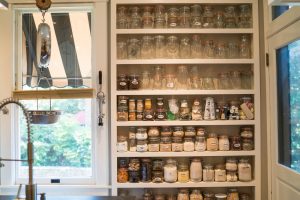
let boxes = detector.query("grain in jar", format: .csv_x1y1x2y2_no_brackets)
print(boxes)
161,126,172,137
195,136,206,151
136,127,148,140
172,136,184,152
227,188,239,200
214,164,226,182
177,189,190,200
141,158,152,182
117,106,128,121
203,164,214,182
173,126,184,137
148,137,160,152
164,159,177,183
190,158,202,182
148,127,160,137
160,136,172,152
238,158,252,181
117,159,128,183
117,136,128,152
184,137,195,152
185,126,196,137
226,158,238,171
190,189,203,200
240,127,254,139
137,140,148,152
219,135,230,151
207,133,218,151
177,163,190,183
226,171,238,182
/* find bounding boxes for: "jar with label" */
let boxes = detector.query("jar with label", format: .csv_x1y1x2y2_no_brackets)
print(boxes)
136,127,148,140
161,126,172,137
226,171,238,182
191,4,202,28
167,7,179,28
216,42,227,58
117,136,128,152
136,111,144,121
164,74,176,89
117,106,128,121
240,193,250,200
137,140,148,152
242,139,254,150
127,38,141,59
229,100,240,120
195,136,206,152
178,189,189,200
117,74,128,90
172,137,184,152
203,164,214,182
152,159,164,171
177,163,189,183
166,35,179,58
128,74,140,90
128,158,140,183
129,138,136,152
230,136,241,151
202,6,215,28
180,99,191,120
117,159,128,183
190,189,203,200
184,137,195,152
167,99,179,120
128,127,136,139
173,126,184,137
207,133,218,151
144,98,154,121
141,158,152,182
219,135,230,151
240,96,254,120
156,108,167,120
203,192,215,200
160,136,172,152
148,137,160,152
227,188,239,200
152,170,164,183
215,193,227,200
118,95,128,107
196,127,206,136
185,126,196,137
224,6,237,28
136,99,143,112
204,97,215,120
226,158,238,171
164,159,177,183
214,164,226,182
238,159,252,181
240,127,254,139
190,158,202,182
192,99,202,120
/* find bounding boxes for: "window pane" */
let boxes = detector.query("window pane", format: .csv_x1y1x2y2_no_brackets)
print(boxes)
272,6,289,20
18,99,92,178
277,39,300,173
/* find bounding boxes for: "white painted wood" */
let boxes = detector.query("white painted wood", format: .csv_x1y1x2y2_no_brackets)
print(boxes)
117,29,254,34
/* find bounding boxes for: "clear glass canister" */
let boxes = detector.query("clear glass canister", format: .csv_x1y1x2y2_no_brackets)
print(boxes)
215,42,227,59
141,158,152,182
160,136,172,152
129,6,142,28
195,136,206,151
207,133,218,151
177,162,190,183
238,159,252,181
152,170,164,183
117,158,128,183
227,171,238,182
228,41,239,58
224,6,237,28
129,74,140,90
242,138,254,150
229,100,240,120
167,98,179,120
117,41,128,59
204,40,215,58
180,37,191,58
156,97,165,109
240,193,251,200
152,159,164,171
128,158,140,183
129,138,137,152
203,164,214,182
141,35,154,59
164,74,176,89
203,192,215,200
215,11,225,28
178,189,190,200
173,126,184,137
117,106,128,121
148,137,160,152
128,127,136,139
117,136,128,152
240,35,251,58
190,189,203,200
227,188,239,200
219,135,230,151
214,164,226,182
142,6,154,28
117,6,128,29
196,127,206,136
191,35,203,58
192,98,203,120
202,5,215,28
238,4,252,28
184,137,195,152
148,127,160,137
191,4,202,28
179,6,191,28
137,140,148,152
154,5,166,28
161,126,172,137
190,158,202,182
167,7,179,28
172,136,184,152
152,65,164,89
141,71,151,89
127,38,141,59
155,35,166,58
164,159,177,183
143,191,153,200
177,65,190,89
166,35,179,58
185,126,196,137
230,71,242,89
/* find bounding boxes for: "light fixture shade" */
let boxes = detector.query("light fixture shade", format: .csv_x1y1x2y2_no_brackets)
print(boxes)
0,0,8,10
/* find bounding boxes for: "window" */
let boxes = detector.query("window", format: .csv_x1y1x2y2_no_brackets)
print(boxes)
277,39,300,173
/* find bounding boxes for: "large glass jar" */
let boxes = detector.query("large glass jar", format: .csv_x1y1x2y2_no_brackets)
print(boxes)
142,6,154,28
117,41,127,59
177,163,190,183
191,35,203,58
141,71,151,89
203,164,214,182
129,6,142,28
202,5,215,28
230,71,242,89
179,99,191,120
238,159,252,181
148,137,160,152
238,4,252,28
143,98,154,121
128,158,140,183
190,189,203,200
227,188,239,200
117,6,128,29
224,6,237,28
179,6,191,28
219,72,231,89
141,158,152,182
190,158,202,182
240,35,251,58
215,11,225,28
167,7,179,28
167,98,179,120
192,98,202,120
242,138,254,150
184,137,195,152
191,4,202,28
166,35,179,58
160,136,172,152
164,74,176,89
214,164,226,182
172,136,183,152
178,189,190,200
117,136,128,152
228,41,239,58
117,159,128,183
117,74,128,90
195,136,206,152
155,35,166,58
204,40,215,58
180,37,191,59
207,133,218,151
152,159,164,171
230,136,242,151
173,126,184,137
129,138,137,152
229,100,240,120
141,35,154,59
152,65,164,89
127,38,141,59
185,126,196,137
215,42,227,58
219,135,230,151
154,5,166,28
240,96,254,120
227,171,238,182
164,159,177,183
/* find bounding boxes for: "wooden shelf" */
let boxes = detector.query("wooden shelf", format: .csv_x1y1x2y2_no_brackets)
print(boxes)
116,28,254,34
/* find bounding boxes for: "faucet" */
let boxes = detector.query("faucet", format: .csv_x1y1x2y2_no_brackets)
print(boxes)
0,97,37,200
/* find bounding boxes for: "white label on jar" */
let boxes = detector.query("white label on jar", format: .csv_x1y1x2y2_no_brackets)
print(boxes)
185,131,196,137
157,114,165,119
214,169,226,182
160,144,172,152
164,166,177,182
178,171,189,182
146,115,153,119
117,141,128,152
148,144,160,152
136,144,148,152
136,133,147,140
131,79,138,85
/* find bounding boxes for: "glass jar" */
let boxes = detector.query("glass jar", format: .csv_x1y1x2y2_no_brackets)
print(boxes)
215,193,227,200
230,136,242,151
190,189,203,200
196,127,206,136
218,72,231,89
204,40,215,58
215,42,227,59
226,171,238,182
240,96,254,120
129,6,142,29
164,159,177,183
178,163,190,183
172,136,184,152
117,159,128,183
166,35,179,58
136,127,148,140
241,70,253,89
238,4,252,28
128,158,140,183
240,35,251,58
142,6,154,28
227,188,239,200
117,6,128,29
190,158,202,182
191,35,203,58
203,77,215,90
179,6,191,28
152,170,164,183
117,74,128,90
136,99,144,113
167,98,179,120
141,71,151,89
238,159,252,181
167,7,179,28
230,71,242,89
137,140,148,152
117,41,128,59
152,159,164,171
160,136,172,152
128,127,136,139
226,158,238,171
141,158,152,182
228,41,239,58
214,164,226,182
152,65,164,89
167,195,177,200
155,35,166,58
117,136,128,152
240,127,254,139
215,11,225,28
207,133,218,151
129,99,136,112
127,38,141,59
219,135,230,151
203,192,215,200
202,5,214,28
154,5,166,28
118,95,128,107
179,99,191,120
240,193,250,200
229,100,240,120
242,139,254,150
184,137,195,152
129,138,137,152
203,164,214,182
173,126,184,137
143,191,153,200
117,106,128,121
148,137,160,152
191,4,202,28
161,126,172,137
195,136,206,152
128,110,136,121
141,35,155,59
180,37,191,58
156,108,167,121
148,127,160,137
224,6,237,28
143,98,154,121
178,189,190,200
177,65,190,89
164,74,176,89
192,98,202,120
185,126,196,137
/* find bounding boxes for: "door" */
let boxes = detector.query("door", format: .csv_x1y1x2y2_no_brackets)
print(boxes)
268,7,300,200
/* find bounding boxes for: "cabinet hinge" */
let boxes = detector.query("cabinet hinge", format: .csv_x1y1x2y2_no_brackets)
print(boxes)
266,53,269,67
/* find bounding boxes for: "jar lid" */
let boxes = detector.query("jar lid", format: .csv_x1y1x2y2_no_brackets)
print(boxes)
149,137,160,142
129,158,140,163
241,126,253,131
173,126,184,131
166,158,177,165
178,163,188,170
184,137,194,141
117,136,128,141
161,136,172,142
239,158,249,163
137,127,147,132
129,74,139,78
215,193,227,198
129,99,136,102
155,35,165,40
118,74,127,78
231,135,241,139
142,35,154,40
161,126,172,132
204,164,213,169
129,127,136,132
191,158,201,162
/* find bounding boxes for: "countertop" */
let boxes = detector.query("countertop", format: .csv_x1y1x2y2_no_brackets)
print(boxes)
0,196,135,200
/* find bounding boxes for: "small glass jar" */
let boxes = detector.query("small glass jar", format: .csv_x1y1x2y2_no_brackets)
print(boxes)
203,164,214,182
128,111,136,121
203,192,215,200
136,99,144,112
230,136,242,151
219,135,230,151
117,41,128,59
226,171,238,182
142,6,154,28
143,99,154,121
230,71,242,89
127,38,141,59
161,126,172,137
238,4,252,28
196,127,206,136
166,35,179,58
129,138,137,152
226,158,238,171
202,5,215,28
129,6,142,29
224,6,237,28
141,158,152,182
179,6,191,28
229,100,240,120
152,159,164,171
160,136,172,152
207,133,218,151
195,136,206,152
172,136,184,152
190,158,202,182
128,158,140,171
136,127,148,140
191,35,203,58
192,98,203,120
129,74,140,90
117,136,128,152
128,99,136,112
137,140,148,152
141,71,151,89
164,74,176,89
167,7,179,28
191,4,202,28
177,163,190,183
117,74,129,90
214,164,226,182
153,65,164,89
228,41,239,58
190,189,203,200
184,137,195,152
148,137,160,152
215,193,227,200
164,159,177,183
204,40,215,58
179,37,191,59
152,170,164,183
155,35,166,58
178,189,190,200
185,126,196,137
117,159,128,183
241,70,253,89
179,99,191,120
242,138,254,150
154,5,166,28
173,126,184,137
156,108,167,121
227,188,239,200
167,98,179,120
215,42,227,59
218,72,231,89
141,35,155,59
215,11,225,28
148,127,160,137
118,95,128,107
238,159,252,181
240,193,251,200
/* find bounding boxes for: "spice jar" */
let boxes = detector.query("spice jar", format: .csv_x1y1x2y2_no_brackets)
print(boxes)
226,158,238,171
207,133,218,151
203,192,215,200
156,99,167,120
190,158,202,182
202,5,215,28
184,137,195,152
141,158,152,182
173,126,184,137
240,127,254,139
164,159,177,183
167,99,179,120
129,138,137,152
117,136,128,152
230,136,242,151
195,136,206,152
128,111,136,121
192,99,202,120
172,136,184,152
129,74,140,90
203,164,214,182
219,135,230,151
148,137,160,152
161,126,172,137
117,159,128,183
215,193,227,200
160,136,172,152
191,4,202,28
227,188,239,200
178,189,190,200
238,159,252,181
185,126,196,137
214,164,226,182
179,99,191,120
136,127,148,140
117,74,129,90
137,140,148,152
152,170,164,183
129,99,136,112
117,106,128,121
226,171,238,182
127,38,141,59
128,158,140,183
190,189,203,200
178,163,190,183
242,138,254,150
144,98,154,121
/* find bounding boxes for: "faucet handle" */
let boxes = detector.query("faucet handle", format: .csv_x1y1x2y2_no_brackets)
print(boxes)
38,193,46,200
